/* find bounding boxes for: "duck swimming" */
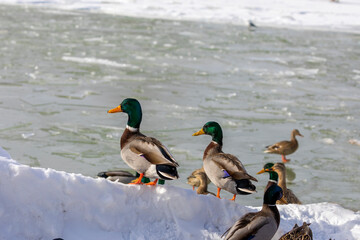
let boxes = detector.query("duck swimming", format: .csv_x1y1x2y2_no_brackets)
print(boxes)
192,121,257,201
264,129,303,163
108,98,179,185
222,184,283,240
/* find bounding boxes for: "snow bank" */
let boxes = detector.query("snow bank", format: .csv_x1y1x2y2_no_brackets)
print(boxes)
1,0,360,33
0,148,359,240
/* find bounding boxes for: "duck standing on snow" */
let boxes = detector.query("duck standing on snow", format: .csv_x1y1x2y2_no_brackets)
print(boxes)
108,98,179,185
264,129,303,163
192,121,257,201
279,222,313,240
222,185,283,240
187,167,215,196
257,162,278,192
262,162,301,204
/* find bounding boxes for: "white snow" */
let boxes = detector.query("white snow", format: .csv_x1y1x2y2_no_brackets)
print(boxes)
0,147,359,240
1,0,360,33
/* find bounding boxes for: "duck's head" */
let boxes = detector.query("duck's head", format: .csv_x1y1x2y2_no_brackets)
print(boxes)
192,121,223,145
266,162,286,175
292,129,303,137
108,98,142,129
263,184,283,205
257,162,278,182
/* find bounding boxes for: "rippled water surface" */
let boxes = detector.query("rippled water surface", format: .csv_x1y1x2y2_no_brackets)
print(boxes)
0,5,359,210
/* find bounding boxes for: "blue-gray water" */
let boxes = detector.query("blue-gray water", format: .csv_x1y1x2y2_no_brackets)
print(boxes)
0,4,359,210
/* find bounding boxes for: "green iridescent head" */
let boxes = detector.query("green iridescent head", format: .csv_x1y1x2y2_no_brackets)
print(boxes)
192,121,223,145
108,98,142,128
257,162,278,182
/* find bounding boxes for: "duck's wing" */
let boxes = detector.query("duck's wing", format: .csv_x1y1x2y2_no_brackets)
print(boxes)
127,136,179,167
285,188,302,204
223,212,269,240
265,140,293,154
213,153,258,182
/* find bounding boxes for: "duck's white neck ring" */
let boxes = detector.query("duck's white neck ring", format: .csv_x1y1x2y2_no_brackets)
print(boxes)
269,180,278,183
126,125,139,132
211,141,219,145
268,204,276,207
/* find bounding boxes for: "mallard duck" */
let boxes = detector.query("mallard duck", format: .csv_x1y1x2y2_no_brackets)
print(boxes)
97,170,137,184
264,129,303,163
108,98,179,185
192,121,257,201
187,167,215,196
264,162,301,204
222,185,283,240
279,222,313,240
257,162,278,192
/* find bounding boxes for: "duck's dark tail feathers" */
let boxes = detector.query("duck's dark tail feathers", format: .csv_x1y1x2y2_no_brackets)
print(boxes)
156,164,179,180
236,179,257,195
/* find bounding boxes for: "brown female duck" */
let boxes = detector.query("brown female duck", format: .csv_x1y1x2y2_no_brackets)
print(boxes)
264,162,301,204
187,167,215,195
264,129,303,163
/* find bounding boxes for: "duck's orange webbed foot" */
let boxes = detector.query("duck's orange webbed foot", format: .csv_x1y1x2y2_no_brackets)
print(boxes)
229,194,236,201
216,188,222,199
282,155,291,163
145,179,158,186
128,173,144,185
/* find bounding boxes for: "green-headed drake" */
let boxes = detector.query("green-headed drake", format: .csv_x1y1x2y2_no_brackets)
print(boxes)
264,129,303,163
187,167,215,196
257,162,279,192
222,184,283,240
263,162,301,204
108,98,179,185
192,121,257,201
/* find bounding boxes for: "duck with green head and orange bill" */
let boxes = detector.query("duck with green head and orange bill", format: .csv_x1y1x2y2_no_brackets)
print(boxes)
258,162,301,204
257,162,278,192
222,184,283,240
264,129,303,163
192,121,257,201
108,98,179,185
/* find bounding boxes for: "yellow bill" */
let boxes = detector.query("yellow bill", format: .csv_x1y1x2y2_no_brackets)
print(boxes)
192,128,205,136
108,105,122,113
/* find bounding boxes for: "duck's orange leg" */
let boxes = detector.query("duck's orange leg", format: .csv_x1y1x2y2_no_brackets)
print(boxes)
229,194,236,201
129,173,144,185
145,178,158,186
216,188,221,199
282,155,290,163
192,186,195,191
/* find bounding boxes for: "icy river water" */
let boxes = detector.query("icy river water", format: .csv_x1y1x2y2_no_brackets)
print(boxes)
0,4,359,210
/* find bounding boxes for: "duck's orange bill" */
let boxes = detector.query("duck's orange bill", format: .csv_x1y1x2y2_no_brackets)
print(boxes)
257,169,265,174
192,128,205,136
108,105,122,113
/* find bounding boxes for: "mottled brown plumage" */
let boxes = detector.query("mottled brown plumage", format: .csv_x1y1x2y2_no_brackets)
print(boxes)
187,168,215,196
264,129,303,163
267,163,301,205
279,222,313,240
